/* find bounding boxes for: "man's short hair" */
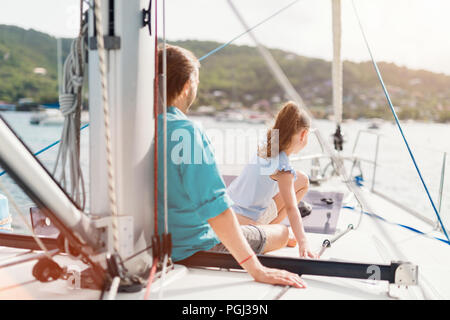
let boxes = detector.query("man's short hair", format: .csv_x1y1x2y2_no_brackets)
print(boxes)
158,44,200,106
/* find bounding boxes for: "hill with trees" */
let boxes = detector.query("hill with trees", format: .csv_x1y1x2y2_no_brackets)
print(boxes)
0,25,72,103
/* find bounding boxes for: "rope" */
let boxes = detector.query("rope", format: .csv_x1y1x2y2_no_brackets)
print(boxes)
351,0,449,244
53,17,87,210
144,257,158,300
93,0,121,255
0,124,89,178
198,0,303,62
344,206,450,245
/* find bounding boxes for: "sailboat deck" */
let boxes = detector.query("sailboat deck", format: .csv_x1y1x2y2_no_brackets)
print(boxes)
0,175,448,300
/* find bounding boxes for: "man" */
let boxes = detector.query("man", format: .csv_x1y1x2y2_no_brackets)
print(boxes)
157,44,306,288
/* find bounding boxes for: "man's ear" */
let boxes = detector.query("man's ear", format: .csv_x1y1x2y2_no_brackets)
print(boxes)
183,79,192,96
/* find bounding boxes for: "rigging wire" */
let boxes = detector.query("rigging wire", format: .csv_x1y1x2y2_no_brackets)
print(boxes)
159,0,169,299
153,0,160,237
0,124,89,178
162,0,169,240
198,0,304,62
123,244,153,263
0,0,305,179
344,206,450,245
351,0,450,244
226,0,366,251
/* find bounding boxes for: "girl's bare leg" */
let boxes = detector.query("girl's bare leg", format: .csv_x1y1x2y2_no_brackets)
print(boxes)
259,224,289,253
270,171,309,247
234,170,309,251
235,214,289,253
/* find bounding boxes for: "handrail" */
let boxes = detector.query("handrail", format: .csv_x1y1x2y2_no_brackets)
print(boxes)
437,152,447,230
351,128,447,229
291,153,377,166
352,0,449,243
297,127,447,230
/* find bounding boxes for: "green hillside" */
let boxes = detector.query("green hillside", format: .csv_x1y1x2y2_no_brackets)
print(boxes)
1,25,450,122
176,39,450,122
0,25,71,103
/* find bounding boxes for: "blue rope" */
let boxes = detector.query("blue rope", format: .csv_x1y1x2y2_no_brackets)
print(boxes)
0,123,90,178
351,1,450,244
199,0,302,62
343,206,450,245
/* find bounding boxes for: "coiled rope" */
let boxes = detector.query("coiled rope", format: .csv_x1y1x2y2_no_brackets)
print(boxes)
53,16,87,210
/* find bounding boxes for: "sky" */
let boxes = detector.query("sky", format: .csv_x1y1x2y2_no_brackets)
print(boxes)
0,0,449,75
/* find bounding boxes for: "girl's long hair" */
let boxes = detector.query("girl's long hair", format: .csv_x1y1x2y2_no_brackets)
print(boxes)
258,101,311,158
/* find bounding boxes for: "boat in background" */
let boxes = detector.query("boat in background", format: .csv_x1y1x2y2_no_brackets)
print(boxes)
216,110,245,122
0,103,16,112
14,98,41,112
30,109,89,126
368,118,384,130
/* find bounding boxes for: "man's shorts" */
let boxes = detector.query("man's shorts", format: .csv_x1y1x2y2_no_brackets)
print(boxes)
209,224,267,254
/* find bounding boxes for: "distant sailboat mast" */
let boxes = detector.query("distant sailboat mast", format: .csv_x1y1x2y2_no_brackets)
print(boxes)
332,0,343,125
332,0,344,151
57,37,63,96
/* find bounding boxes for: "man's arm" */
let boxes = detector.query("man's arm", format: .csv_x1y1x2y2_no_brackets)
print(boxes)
208,207,307,288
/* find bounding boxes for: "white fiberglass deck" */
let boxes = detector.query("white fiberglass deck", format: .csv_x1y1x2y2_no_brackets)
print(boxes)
0,176,448,300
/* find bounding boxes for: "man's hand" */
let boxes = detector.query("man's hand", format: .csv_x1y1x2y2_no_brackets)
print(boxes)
249,263,307,289
209,208,308,289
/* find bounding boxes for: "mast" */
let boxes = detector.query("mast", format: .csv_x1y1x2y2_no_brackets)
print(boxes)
57,37,63,95
88,0,156,274
331,0,344,151
332,0,343,125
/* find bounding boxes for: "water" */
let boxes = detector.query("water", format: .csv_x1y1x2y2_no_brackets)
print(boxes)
0,111,90,234
1,111,449,235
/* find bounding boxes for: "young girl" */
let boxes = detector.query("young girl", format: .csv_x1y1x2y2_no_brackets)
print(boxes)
227,101,317,258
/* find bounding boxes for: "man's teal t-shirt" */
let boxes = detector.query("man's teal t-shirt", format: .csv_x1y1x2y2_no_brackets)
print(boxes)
157,106,233,262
